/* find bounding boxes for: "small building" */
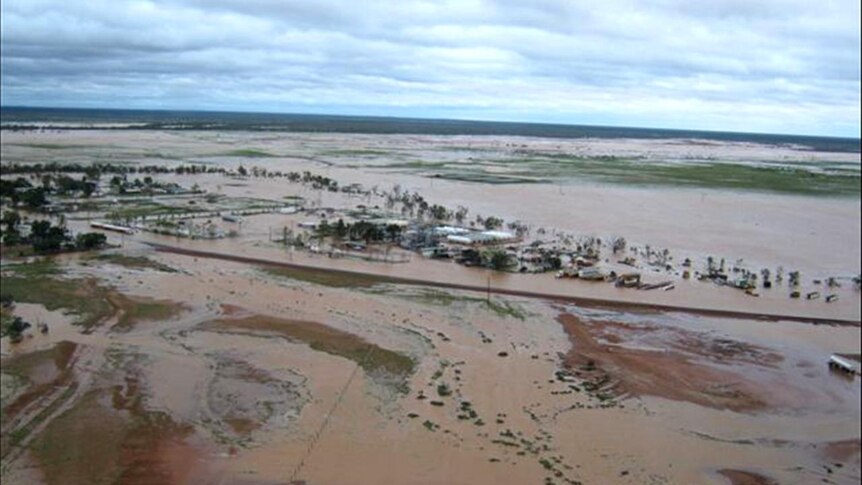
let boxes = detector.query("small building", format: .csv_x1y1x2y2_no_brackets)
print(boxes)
577,267,605,281
615,273,641,288
90,221,134,234
445,230,518,246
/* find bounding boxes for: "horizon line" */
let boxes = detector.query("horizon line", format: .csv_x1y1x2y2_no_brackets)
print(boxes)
2,104,860,142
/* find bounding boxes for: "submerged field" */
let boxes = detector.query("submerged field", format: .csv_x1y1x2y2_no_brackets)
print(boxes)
1,247,859,484
2,130,860,196
1,128,860,484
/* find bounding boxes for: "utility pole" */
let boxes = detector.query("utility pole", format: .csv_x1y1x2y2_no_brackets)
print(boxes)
486,275,491,306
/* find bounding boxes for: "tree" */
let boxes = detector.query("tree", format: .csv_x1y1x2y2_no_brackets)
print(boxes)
483,216,503,230
237,165,248,176
75,232,107,250
82,182,96,198
4,316,30,341
486,249,512,270
610,236,626,254
84,165,102,181
2,210,21,233
333,219,348,240
30,220,70,252
454,206,468,225
20,188,47,208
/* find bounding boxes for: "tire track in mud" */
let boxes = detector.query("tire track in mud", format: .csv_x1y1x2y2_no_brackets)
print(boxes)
288,347,375,483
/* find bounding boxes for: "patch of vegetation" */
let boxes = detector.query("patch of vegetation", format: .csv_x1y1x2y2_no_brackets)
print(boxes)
379,152,861,196
486,299,529,321
261,265,391,289
1,260,114,329
88,253,176,273
422,420,439,431
427,172,546,185
219,149,278,158
202,315,416,393
436,383,452,397
7,143,96,150
106,203,206,221
113,299,184,332
323,149,395,157
382,287,531,320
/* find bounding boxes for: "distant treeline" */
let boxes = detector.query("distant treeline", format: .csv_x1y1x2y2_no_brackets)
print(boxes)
0,162,346,192
1,162,221,176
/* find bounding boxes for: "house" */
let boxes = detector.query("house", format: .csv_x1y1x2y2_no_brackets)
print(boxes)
577,267,605,281
615,273,641,288
445,230,518,246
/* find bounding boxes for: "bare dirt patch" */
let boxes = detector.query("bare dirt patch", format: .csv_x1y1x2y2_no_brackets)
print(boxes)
29,385,200,485
558,313,774,411
717,469,779,485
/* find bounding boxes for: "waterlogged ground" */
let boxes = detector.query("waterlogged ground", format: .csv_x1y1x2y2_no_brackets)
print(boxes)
2,129,860,277
1,246,860,484
3,130,860,194
1,129,860,483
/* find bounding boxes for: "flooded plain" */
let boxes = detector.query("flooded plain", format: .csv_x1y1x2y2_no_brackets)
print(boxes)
1,129,860,484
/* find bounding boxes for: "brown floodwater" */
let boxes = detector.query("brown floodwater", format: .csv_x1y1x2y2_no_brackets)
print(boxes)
2,129,860,484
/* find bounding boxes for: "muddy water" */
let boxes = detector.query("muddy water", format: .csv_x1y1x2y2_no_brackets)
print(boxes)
1,243,859,484
0,303,111,357
94,222,859,322
3,129,860,278
36,250,861,482
3,130,861,484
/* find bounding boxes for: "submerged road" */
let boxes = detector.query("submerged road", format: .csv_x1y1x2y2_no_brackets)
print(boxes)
146,242,861,327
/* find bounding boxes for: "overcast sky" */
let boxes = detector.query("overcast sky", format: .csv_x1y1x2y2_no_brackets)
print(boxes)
1,0,860,137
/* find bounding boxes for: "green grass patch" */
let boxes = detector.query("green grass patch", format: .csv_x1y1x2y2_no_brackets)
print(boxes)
87,253,176,273
261,265,390,289
381,153,861,196
428,172,546,185
379,287,530,320
201,315,415,393
106,203,206,221
7,143,96,150
486,299,528,321
1,260,114,329
323,149,395,157
113,300,183,332
218,149,277,158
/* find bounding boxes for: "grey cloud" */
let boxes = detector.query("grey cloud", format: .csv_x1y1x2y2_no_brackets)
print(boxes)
1,0,859,136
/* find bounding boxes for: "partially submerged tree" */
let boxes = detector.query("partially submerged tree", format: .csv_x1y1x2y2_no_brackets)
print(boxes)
610,236,627,255
485,249,513,271
75,232,107,250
